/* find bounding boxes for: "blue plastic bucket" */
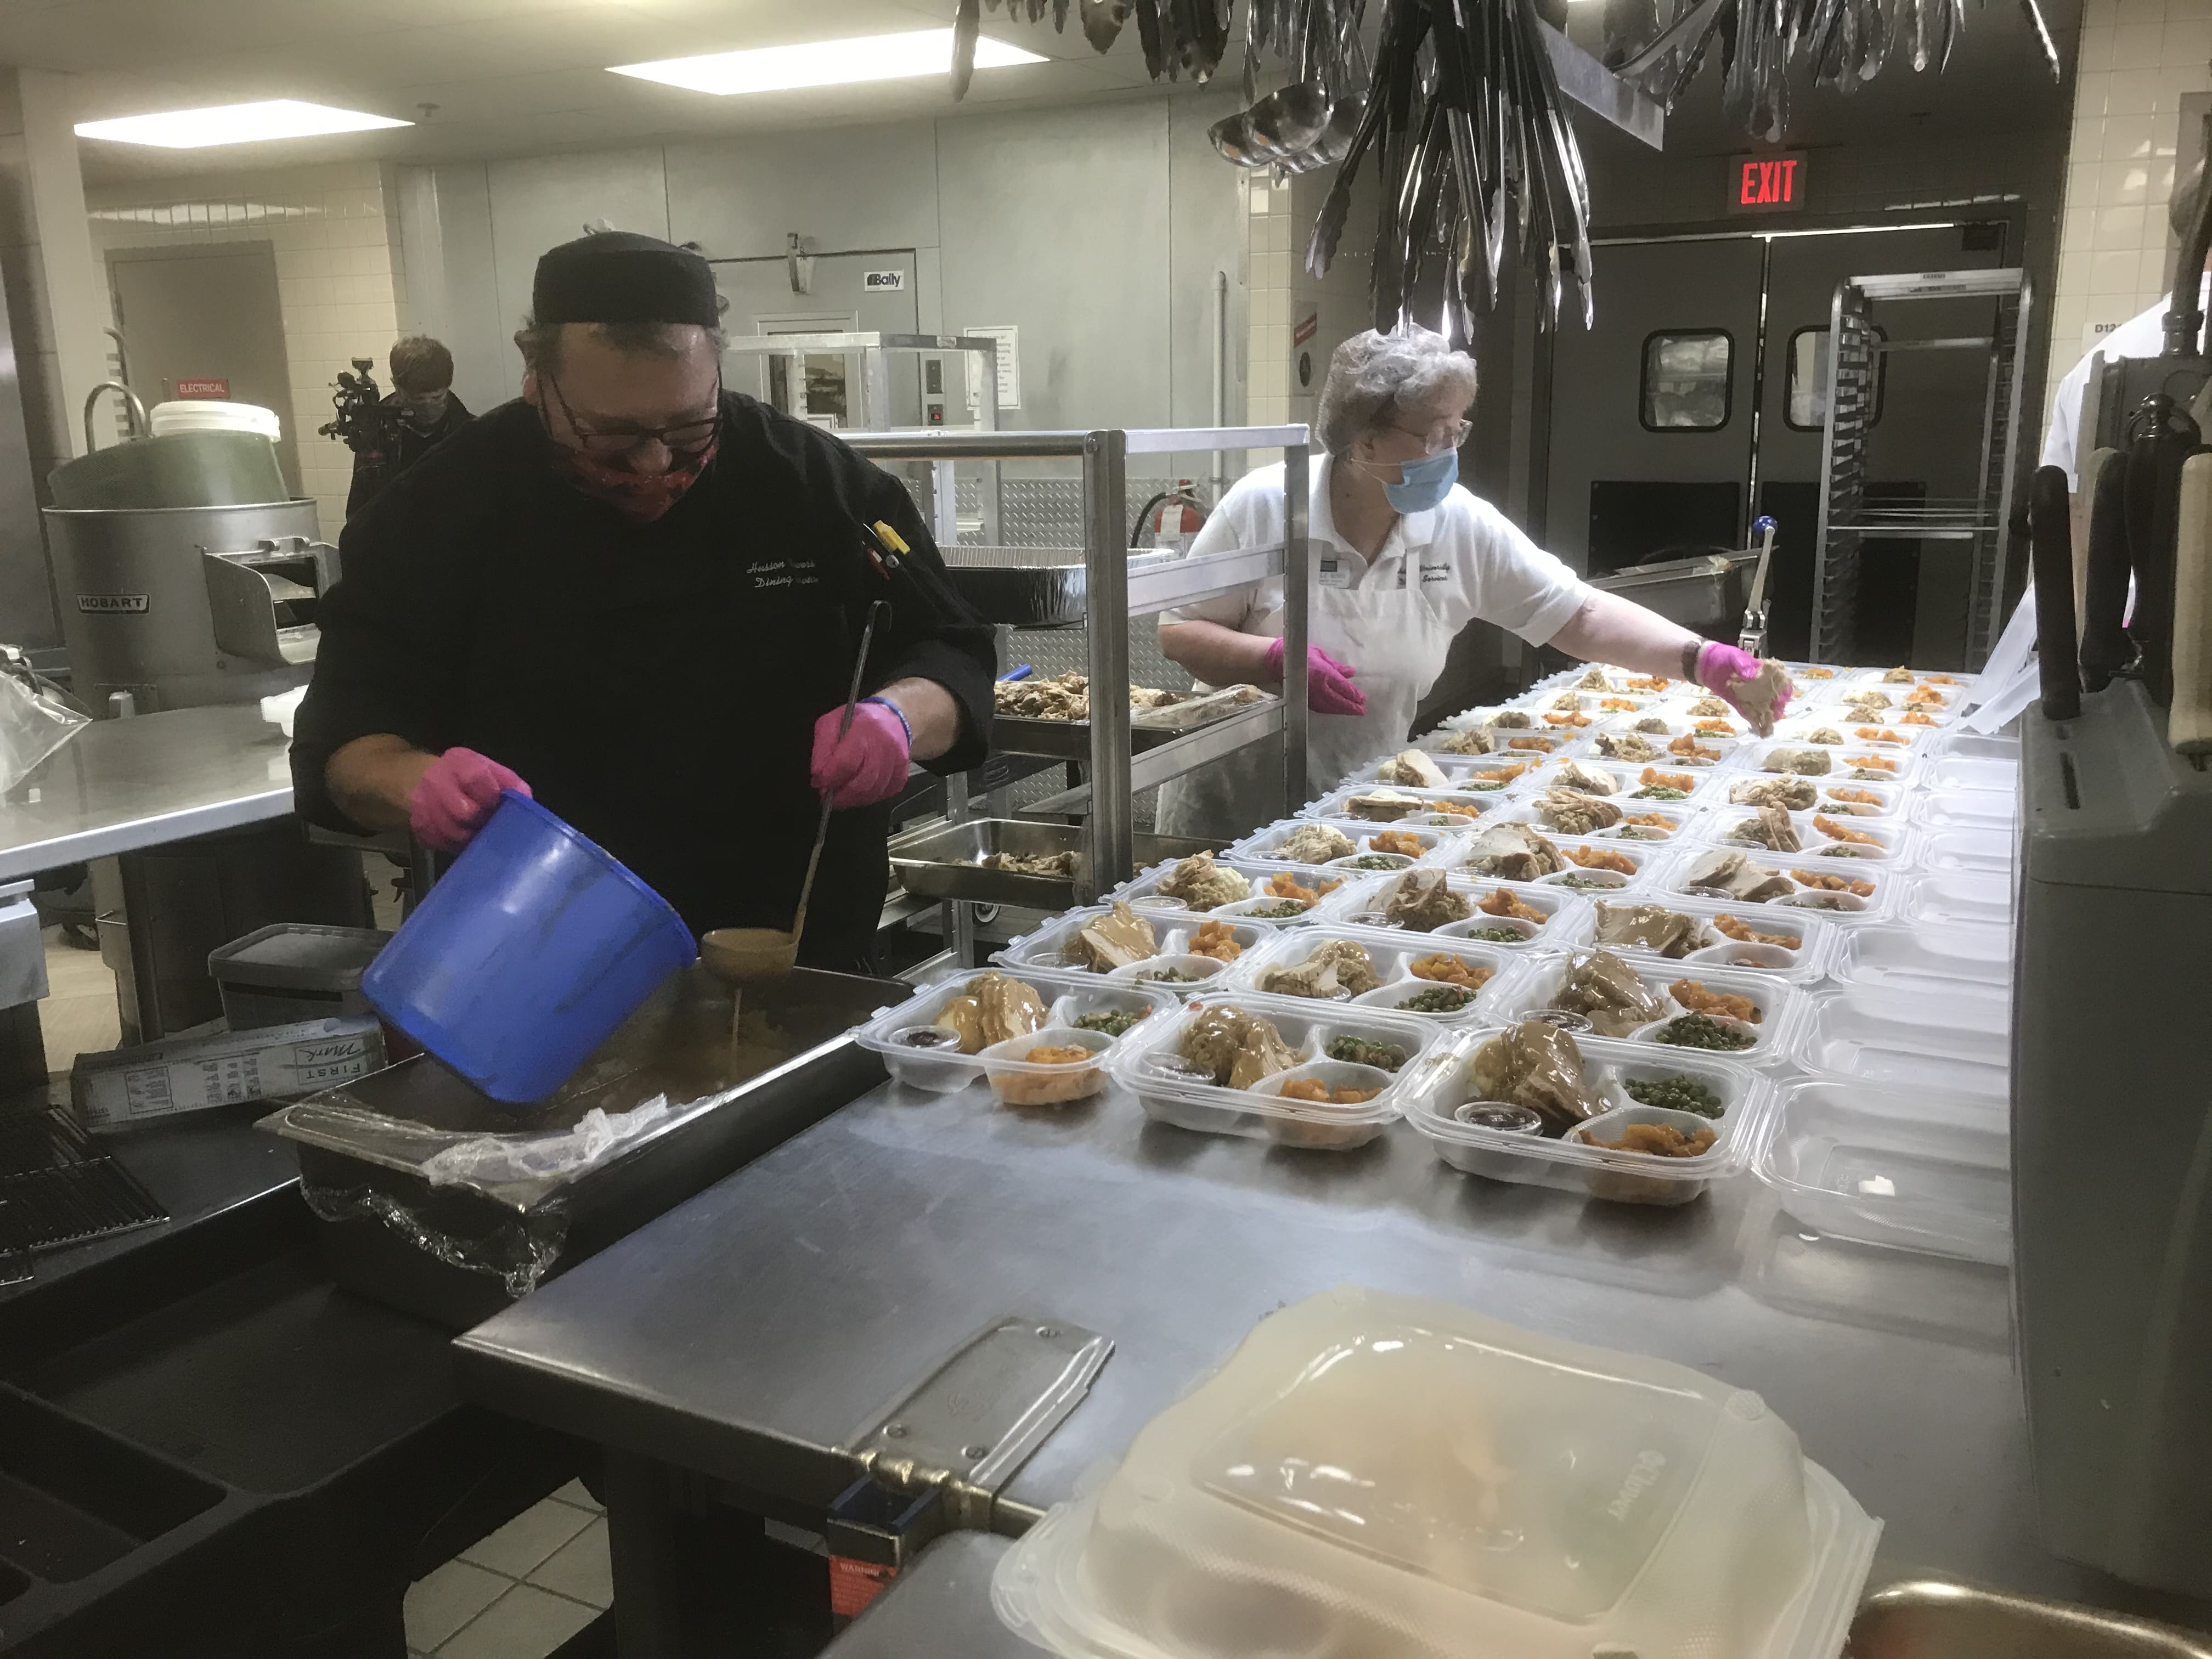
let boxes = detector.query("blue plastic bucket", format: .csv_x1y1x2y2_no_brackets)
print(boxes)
363,792,697,1102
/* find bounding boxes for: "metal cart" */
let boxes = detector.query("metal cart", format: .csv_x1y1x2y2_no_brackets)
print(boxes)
847,425,1312,911
1809,268,2032,668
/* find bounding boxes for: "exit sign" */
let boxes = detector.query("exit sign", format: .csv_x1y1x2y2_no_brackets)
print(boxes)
1728,151,1809,215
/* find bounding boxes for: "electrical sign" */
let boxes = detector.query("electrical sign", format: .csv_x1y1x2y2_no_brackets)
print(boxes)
1726,151,1809,215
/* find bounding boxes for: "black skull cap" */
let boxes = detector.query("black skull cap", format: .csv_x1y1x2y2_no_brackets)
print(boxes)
532,230,719,329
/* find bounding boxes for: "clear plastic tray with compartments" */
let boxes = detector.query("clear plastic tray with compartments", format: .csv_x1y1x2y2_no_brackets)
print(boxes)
1790,982,2009,1099
1725,737,1922,789
1444,827,1673,898
1225,817,1466,873
1760,709,1941,757
1106,994,1452,1149
1314,868,1595,951
1407,1027,1769,1205
1479,795,1705,849
855,968,1180,1094
1826,920,2011,997
1220,924,1532,1026
1669,843,1903,923
1109,855,1350,925
1499,951,1807,1066
1694,808,1918,869
1299,780,1536,825
1578,890,1838,983
994,907,1269,995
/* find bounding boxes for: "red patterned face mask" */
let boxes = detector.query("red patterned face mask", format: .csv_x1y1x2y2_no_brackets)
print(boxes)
551,433,719,523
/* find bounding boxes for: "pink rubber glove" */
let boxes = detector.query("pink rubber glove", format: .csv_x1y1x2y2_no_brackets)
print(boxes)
1694,641,1793,733
409,747,531,852
1263,637,1367,717
811,698,911,806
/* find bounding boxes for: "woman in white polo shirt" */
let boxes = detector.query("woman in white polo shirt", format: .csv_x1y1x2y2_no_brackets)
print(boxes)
1155,326,1782,838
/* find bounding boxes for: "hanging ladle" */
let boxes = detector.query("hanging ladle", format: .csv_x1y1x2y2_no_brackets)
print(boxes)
702,600,890,1011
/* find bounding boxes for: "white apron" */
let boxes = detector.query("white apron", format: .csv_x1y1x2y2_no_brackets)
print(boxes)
1154,555,1461,842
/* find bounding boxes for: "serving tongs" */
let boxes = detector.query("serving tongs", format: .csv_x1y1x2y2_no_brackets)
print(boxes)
1736,514,1777,657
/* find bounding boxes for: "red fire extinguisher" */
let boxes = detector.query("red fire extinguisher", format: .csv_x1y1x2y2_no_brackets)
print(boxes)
1132,479,1209,553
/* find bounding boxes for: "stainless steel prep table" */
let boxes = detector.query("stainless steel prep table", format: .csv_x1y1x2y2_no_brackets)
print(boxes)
819,1533,1023,1659
455,1080,2212,1650
0,702,295,879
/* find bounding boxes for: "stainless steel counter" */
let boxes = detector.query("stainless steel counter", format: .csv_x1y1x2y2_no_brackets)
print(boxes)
820,1534,1023,1659
453,1077,2212,1633
0,703,294,878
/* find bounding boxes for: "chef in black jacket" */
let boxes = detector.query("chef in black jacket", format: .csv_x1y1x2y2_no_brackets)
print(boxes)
291,232,995,971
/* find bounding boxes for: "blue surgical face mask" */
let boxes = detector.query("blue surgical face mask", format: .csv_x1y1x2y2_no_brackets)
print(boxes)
1383,445,1457,513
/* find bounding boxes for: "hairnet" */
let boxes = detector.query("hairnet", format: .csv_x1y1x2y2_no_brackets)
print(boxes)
1314,326,1479,455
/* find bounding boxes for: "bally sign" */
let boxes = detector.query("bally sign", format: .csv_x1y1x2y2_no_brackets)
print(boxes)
1727,151,1809,215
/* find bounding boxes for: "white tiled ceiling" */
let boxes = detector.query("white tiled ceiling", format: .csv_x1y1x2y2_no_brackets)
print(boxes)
15,0,1184,180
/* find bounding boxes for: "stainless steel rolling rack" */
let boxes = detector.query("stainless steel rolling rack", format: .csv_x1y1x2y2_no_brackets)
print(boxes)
1810,268,2032,669
847,425,1312,918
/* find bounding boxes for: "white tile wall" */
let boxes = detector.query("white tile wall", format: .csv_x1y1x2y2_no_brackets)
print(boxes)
2046,0,2212,400
83,161,405,533
1246,176,1295,425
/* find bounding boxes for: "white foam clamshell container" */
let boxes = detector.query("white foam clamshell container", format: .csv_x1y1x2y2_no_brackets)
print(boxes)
1790,984,2010,1099
995,908,1269,997
1694,808,1919,868
1751,1079,2010,1264
1408,1027,1768,1204
992,1285,1880,1659
1668,843,1904,924
1105,993,1450,1149
1579,891,1838,984
1500,953,1807,1067
855,967,1179,1093
1314,869,1595,952
1220,924,1532,1026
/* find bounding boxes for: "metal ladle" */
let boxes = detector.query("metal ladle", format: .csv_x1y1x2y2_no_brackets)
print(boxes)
701,601,889,1013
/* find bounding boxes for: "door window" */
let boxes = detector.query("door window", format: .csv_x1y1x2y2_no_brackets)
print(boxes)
1785,326,1886,430
1640,331,1734,430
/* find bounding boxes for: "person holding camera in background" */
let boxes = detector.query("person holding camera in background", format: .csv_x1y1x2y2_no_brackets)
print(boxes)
343,335,473,517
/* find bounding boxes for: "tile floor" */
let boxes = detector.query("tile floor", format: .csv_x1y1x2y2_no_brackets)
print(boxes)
405,1483,611,1658
38,926,121,1074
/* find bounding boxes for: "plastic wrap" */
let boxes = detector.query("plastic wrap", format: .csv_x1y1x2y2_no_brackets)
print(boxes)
0,654,87,792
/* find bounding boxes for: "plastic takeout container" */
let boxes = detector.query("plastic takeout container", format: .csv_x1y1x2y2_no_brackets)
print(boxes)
362,792,695,1102
1491,795,1701,845
1503,953,1805,1066
1107,994,1445,1149
1110,855,1312,917
855,968,1176,1093
992,1285,1880,1659
208,921,391,1030
1791,984,2010,1099
996,907,1265,990
1752,1079,2010,1263
1316,869,1593,950
1698,809,1916,867
1729,737,1921,788
1412,1028,1764,1204
1671,845,1899,922
1223,925,1527,1025
1579,891,1837,983
1301,780,1529,823
1825,921,2010,997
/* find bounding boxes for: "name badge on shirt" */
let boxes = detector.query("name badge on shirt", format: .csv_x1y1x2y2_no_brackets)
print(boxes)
1318,558,1353,590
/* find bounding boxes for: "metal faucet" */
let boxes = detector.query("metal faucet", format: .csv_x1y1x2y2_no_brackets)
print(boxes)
82,381,149,452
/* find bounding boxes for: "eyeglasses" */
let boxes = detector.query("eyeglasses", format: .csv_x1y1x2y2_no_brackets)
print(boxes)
1392,418,1471,453
545,372,723,461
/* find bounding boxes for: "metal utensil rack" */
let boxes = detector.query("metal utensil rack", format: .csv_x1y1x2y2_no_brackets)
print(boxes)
1810,268,2032,668
845,426,1311,900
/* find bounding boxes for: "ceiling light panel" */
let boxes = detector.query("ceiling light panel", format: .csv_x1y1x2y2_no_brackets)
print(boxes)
74,100,411,149
610,29,1045,95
